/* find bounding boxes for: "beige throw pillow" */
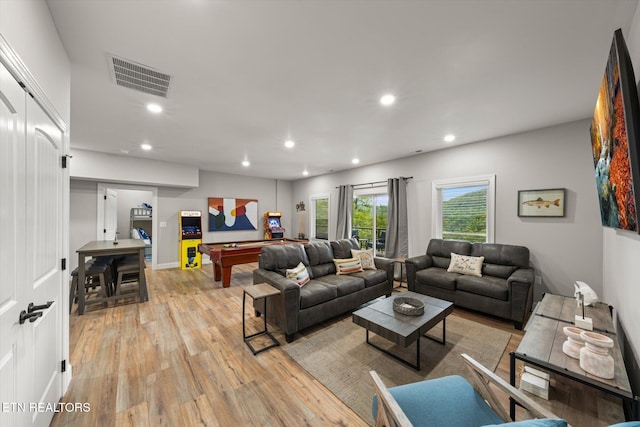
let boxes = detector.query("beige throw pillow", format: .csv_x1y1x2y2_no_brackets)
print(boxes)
286,262,310,286
447,253,484,277
333,257,364,275
351,249,377,270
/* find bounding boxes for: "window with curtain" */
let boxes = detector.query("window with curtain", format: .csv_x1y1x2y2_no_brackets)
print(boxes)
352,192,388,255
310,196,329,240
432,175,495,243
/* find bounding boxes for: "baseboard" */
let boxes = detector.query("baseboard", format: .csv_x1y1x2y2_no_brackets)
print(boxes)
155,262,179,270
155,260,211,270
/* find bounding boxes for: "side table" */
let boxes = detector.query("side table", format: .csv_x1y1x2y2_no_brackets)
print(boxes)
394,258,407,290
242,283,281,355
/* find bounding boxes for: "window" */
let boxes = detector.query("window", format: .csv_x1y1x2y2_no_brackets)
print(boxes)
310,195,329,240
432,175,495,243
352,191,388,255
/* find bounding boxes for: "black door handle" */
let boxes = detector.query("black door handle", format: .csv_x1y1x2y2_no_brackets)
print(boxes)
19,310,42,324
28,301,54,313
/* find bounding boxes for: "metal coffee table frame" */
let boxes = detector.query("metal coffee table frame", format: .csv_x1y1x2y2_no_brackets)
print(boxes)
353,292,454,370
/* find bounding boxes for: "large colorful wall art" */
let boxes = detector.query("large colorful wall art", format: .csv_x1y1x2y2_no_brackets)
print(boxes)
590,29,640,233
208,198,258,232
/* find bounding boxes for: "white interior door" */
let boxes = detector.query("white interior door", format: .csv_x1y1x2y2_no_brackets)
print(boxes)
104,188,117,240
0,63,63,427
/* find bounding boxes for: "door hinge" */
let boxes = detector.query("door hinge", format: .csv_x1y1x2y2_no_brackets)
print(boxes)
104,195,107,200
61,258,67,271
61,154,72,169
61,360,66,373
103,229,107,234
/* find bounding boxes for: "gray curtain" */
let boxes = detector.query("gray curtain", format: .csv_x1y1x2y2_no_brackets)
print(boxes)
335,185,353,240
385,178,408,259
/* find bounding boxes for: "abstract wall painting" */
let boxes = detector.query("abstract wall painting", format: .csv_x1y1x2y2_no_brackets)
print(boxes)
518,188,566,217
208,197,258,232
590,29,640,233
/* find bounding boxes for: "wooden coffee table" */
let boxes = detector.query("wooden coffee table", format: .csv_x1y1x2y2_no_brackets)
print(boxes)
352,292,454,370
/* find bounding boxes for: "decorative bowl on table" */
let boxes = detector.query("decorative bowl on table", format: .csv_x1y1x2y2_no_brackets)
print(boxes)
393,297,424,316
562,326,585,359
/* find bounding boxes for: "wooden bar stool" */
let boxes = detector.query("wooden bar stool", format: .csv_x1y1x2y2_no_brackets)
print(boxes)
114,255,147,302
69,261,111,313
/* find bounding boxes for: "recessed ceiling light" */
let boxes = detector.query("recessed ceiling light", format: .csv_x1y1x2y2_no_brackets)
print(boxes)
352,158,360,164
302,170,309,176
444,134,456,143
120,149,129,154
284,140,295,148
146,103,163,114
242,160,250,167
379,94,396,106
140,143,152,151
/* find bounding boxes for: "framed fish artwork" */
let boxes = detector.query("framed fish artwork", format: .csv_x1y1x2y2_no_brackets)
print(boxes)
518,188,566,217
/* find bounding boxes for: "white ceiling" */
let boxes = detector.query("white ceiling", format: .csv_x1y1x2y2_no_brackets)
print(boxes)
47,0,638,181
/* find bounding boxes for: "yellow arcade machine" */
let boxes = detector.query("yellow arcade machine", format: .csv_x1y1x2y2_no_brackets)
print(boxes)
179,210,202,270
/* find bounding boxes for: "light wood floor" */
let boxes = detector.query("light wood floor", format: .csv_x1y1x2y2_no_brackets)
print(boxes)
52,263,618,426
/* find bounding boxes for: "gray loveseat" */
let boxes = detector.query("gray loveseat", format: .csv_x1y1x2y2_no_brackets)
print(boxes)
252,238,394,342
405,238,534,329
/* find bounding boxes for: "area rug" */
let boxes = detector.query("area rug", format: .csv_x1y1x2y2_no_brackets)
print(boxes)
284,314,511,425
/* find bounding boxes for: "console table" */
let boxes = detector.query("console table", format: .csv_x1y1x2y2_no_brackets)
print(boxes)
510,293,638,422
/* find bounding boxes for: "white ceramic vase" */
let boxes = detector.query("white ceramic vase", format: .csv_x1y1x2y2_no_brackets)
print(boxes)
562,326,585,359
579,331,614,379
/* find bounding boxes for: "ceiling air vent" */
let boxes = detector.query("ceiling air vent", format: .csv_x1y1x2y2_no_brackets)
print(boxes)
109,55,172,98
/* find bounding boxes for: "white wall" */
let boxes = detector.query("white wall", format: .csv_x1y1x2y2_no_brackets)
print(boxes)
70,148,199,188
293,119,603,301
69,180,98,273
0,0,70,125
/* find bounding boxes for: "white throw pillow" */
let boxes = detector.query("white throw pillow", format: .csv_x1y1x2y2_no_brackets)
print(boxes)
286,262,310,286
447,253,484,277
333,257,364,275
351,249,377,270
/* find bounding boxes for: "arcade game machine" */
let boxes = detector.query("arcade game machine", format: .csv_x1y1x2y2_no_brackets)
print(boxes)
179,210,202,270
263,211,285,240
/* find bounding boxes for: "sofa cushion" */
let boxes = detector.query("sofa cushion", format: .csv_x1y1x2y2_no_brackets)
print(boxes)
483,264,517,279
427,239,473,269
472,243,529,269
351,269,388,288
416,267,458,291
259,244,311,277
314,274,365,296
305,241,334,266
331,238,360,259
310,263,336,278
351,248,377,270
334,257,364,275
457,275,509,301
447,253,484,277
299,281,338,309
286,262,310,286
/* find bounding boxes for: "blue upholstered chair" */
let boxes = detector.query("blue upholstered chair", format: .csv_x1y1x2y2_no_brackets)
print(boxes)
371,353,567,427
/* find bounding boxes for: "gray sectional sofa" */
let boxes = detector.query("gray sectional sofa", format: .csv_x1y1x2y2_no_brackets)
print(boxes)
405,238,534,329
252,238,394,342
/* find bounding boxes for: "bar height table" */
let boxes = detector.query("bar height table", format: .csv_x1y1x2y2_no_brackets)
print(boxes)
75,239,148,315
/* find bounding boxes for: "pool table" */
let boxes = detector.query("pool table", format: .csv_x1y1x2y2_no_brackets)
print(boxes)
198,238,306,287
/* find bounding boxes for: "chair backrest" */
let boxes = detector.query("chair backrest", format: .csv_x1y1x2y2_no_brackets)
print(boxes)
370,353,561,427
460,354,558,421
369,370,412,427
